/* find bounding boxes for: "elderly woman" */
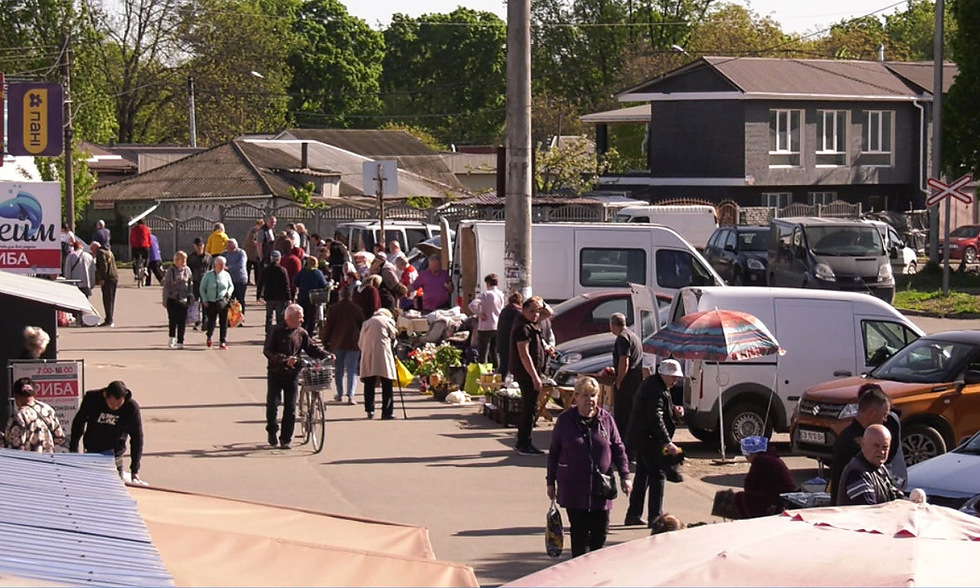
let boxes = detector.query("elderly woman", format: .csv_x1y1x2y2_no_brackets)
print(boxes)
161,251,194,349
21,326,51,359
358,308,398,420
353,274,382,319
293,255,329,333
733,436,796,518
199,255,235,349
547,376,632,557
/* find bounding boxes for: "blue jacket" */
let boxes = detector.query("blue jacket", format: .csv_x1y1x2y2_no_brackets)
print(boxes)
223,249,248,285
292,268,328,304
547,407,629,511
149,234,161,262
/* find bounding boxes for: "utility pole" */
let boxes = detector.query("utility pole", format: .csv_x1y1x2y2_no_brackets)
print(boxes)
932,0,948,294
377,163,385,251
188,76,197,148
505,0,532,299
61,35,74,232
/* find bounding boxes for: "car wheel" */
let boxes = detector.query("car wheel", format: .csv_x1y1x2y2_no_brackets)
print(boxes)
722,401,772,449
902,424,947,466
688,426,718,445
906,260,917,275
965,247,977,265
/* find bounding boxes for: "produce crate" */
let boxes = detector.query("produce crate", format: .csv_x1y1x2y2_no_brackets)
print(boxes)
490,394,522,427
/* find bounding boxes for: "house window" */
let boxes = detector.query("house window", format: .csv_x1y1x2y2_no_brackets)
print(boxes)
816,110,847,166
762,192,791,208
808,191,837,206
769,109,802,166
861,110,893,166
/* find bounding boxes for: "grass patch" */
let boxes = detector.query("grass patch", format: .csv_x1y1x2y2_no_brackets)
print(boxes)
893,261,980,317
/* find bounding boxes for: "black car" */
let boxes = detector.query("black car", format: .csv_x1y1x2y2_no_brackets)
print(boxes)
704,226,768,286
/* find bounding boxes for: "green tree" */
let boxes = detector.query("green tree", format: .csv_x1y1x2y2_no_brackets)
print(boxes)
884,0,957,61
535,137,598,194
381,8,506,144
288,0,384,128
944,0,980,176
687,3,787,57
36,142,98,224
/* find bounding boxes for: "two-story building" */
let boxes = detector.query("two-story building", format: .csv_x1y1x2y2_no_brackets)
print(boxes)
594,56,959,214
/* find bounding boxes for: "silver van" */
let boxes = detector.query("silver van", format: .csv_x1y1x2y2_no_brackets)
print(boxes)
334,220,441,253
767,217,895,303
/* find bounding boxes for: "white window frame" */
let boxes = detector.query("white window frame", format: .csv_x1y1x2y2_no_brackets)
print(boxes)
762,192,791,208
807,191,837,206
816,110,847,167
861,110,894,167
769,109,802,167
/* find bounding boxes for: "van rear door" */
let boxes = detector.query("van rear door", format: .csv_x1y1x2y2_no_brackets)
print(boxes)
774,298,856,400
629,283,661,374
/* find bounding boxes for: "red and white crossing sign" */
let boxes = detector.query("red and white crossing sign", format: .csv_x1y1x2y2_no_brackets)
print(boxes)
927,174,974,206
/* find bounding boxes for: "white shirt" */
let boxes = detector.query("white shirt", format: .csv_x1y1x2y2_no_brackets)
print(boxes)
469,286,505,331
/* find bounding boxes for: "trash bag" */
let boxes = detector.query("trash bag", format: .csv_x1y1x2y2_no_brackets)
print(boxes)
395,357,414,387
464,362,494,396
227,300,244,328
545,499,564,558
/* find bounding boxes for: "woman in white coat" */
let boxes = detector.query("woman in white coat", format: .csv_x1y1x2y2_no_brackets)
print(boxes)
358,308,398,420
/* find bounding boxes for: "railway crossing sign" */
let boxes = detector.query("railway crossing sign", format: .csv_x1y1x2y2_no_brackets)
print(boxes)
926,174,973,206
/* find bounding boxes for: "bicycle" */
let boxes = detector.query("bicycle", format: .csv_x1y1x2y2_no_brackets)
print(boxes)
297,355,335,454
134,254,148,289
308,283,333,342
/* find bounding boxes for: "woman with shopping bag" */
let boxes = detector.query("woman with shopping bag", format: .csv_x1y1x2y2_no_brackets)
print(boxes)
199,256,234,349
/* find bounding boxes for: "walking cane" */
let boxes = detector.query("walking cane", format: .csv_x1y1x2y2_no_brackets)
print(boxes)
393,340,408,419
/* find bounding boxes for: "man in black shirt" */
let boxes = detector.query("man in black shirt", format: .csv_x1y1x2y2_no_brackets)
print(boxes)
611,312,645,525
828,383,891,505
70,381,144,482
510,296,552,455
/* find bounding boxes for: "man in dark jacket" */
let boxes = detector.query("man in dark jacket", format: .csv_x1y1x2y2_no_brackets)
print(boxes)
263,303,330,449
510,296,552,455
611,312,645,525
91,219,110,248
257,250,291,332
187,237,213,331
627,359,684,523
321,285,365,404
828,384,891,505
90,241,118,327
495,291,523,376
838,424,904,506
70,381,144,482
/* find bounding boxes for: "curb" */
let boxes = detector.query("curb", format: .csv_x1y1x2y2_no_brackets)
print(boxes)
899,308,980,320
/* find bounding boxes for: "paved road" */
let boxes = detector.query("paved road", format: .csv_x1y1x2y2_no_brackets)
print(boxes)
57,286,980,586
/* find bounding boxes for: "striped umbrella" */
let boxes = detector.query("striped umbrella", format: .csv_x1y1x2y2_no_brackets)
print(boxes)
644,308,783,362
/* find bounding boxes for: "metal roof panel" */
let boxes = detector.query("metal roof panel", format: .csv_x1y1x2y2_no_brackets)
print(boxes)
0,271,95,313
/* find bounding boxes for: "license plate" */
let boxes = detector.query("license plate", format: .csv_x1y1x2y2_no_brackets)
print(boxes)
798,429,826,444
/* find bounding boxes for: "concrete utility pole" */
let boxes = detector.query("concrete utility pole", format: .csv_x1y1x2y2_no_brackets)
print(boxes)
61,36,74,231
504,0,532,299
188,76,197,148
932,0,948,294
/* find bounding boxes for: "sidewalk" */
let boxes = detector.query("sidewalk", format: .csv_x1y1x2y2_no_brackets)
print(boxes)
60,283,748,586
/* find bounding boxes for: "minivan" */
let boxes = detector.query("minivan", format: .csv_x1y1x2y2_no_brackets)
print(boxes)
767,217,895,304
613,205,717,250
334,220,441,253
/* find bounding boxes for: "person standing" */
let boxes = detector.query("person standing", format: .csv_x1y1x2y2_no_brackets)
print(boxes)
263,304,330,448
837,424,905,506
146,232,164,285
129,219,151,279
328,237,351,285
510,296,552,455
244,219,263,285
827,384,891,505
352,274,382,319
70,381,144,482
627,359,685,523
187,237,213,331
64,241,95,324
3,377,65,452
468,274,505,365
280,246,304,300
394,255,419,311
293,256,329,333
90,241,118,327
199,256,234,349
255,215,277,285
161,251,193,349
205,222,229,256
410,255,452,312
611,312,647,526
294,222,311,254
223,238,249,316
256,250,291,332
91,219,110,249
358,308,398,420
546,376,631,557
495,291,523,376
321,286,365,405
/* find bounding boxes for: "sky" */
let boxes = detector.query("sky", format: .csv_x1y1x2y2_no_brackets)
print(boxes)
342,0,911,36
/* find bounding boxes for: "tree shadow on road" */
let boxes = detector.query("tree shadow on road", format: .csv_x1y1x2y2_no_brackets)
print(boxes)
142,442,301,459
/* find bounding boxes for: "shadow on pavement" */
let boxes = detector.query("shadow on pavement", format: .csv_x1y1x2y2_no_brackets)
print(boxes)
142,442,297,459
700,472,746,487
469,550,555,588
455,526,543,537
143,402,265,410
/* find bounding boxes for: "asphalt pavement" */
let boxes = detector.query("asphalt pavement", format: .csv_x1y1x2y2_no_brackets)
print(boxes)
57,283,980,586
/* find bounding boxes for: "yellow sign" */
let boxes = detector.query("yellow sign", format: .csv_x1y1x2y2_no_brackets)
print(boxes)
21,87,49,155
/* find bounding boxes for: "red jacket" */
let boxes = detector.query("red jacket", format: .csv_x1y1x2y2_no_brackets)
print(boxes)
129,224,151,248
280,248,303,296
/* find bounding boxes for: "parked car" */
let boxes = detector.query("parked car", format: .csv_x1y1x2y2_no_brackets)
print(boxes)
792,330,980,467
864,219,918,275
703,226,769,286
907,430,980,510
549,290,671,345
937,224,980,264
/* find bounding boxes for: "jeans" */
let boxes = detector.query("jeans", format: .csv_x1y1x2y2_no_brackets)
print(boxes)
334,349,360,398
166,298,188,343
566,509,610,557
266,374,299,443
626,459,650,520
264,300,287,332
363,376,393,417
233,281,247,314
476,330,496,365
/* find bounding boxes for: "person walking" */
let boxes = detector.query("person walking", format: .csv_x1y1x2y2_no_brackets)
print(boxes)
205,222,229,256
161,251,194,349
358,308,398,420
256,250,291,332
353,274,382,319
293,255,329,334
199,256,234,349
410,255,452,312
187,237,212,331
91,219,110,249
90,241,118,327
468,273,505,365
263,304,330,449
610,312,647,526
146,232,164,285
546,376,631,557
64,239,95,299
510,296,552,454
244,219,263,285
223,238,249,316
495,291,523,376
70,381,144,482
256,215,277,286
280,245,304,299
3,377,65,452
321,286,365,404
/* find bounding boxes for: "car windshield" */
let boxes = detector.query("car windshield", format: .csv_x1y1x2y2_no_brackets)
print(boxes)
870,338,976,383
806,226,884,256
738,230,768,252
950,226,980,239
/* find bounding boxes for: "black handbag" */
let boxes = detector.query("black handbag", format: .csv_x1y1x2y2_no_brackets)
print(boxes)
595,468,618,500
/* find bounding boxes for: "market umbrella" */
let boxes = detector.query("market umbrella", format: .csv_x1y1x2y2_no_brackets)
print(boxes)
506,500,980,587
643,308,783,459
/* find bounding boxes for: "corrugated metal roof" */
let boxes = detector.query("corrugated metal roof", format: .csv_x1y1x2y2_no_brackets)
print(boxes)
0,270,95,313
0,450,173,586
279,129,438,157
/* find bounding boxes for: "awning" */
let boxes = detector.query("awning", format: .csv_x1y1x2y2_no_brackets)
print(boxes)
0,270,96,313
580,104,651,124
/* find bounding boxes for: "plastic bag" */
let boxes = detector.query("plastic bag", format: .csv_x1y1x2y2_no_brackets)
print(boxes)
227,300,244,328
463,362,494,396
186,300,201,325
394,357,414,387
545,499,564,558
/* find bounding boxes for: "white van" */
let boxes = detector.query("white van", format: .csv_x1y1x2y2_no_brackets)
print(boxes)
334,220,441,253
613,205,718,249
633,285,924,448
454,221,723,307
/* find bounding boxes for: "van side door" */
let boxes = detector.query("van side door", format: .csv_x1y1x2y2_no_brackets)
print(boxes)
858,318,920,372
629,283,661,374
774,298,856,401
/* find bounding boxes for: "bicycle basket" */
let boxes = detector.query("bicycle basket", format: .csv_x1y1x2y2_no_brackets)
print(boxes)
300,364,334,388
308,288,331,306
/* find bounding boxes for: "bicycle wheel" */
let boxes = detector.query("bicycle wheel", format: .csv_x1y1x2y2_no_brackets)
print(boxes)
310,391,326,454
298,386,311,444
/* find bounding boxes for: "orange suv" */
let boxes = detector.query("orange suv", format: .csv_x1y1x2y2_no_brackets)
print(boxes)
791,331,980,466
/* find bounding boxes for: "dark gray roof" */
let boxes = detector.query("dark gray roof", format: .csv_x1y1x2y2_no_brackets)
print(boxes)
884,61,958,94
0,450,173,586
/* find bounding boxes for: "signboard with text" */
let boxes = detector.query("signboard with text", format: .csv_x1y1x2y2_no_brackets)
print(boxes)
6,82,64,157
0,181,63,274
9,359,84,445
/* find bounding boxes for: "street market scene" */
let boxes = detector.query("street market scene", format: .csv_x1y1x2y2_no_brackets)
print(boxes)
3,0,980,586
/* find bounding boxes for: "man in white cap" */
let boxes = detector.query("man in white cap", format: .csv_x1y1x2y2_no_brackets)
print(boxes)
626,359,685,525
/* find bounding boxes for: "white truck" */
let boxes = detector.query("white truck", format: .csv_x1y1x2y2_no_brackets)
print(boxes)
613,205,718,250
453,221,723,308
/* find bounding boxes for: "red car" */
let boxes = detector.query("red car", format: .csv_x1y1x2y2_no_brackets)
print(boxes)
549,290,671,344
939,224,980,264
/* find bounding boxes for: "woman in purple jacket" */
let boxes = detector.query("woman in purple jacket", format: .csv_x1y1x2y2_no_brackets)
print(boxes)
547,376,632,557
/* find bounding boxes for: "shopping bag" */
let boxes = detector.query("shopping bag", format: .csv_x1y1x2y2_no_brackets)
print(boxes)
545,499,564,558
227,300,244,328
395,357,414,387
463,362,494,396
186,300,201,325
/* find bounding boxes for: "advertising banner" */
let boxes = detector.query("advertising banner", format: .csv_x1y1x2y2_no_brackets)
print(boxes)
6,82,64,157
9,359,84,445
0,181,62,274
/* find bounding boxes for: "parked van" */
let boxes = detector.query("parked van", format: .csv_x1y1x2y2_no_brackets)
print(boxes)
767,217,895,303
334,220,441,253
453,221,723,307
613,205,718,249
634,285,923,449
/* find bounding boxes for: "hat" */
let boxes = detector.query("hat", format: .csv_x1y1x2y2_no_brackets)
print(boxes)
271,250,282,259
193,237,203,245
658,359,683,378
740,436,768,456
375,251,387,261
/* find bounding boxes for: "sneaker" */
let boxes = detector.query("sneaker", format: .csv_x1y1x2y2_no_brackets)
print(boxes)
206,339,213,348
366,412,375,420
168,337,176,349
177,343,184,350
334,394,342,402
347,396,357,405
219,343,227,350
516,445,544,455
99,321,114,327
381,414,396,420
280,442,292,450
